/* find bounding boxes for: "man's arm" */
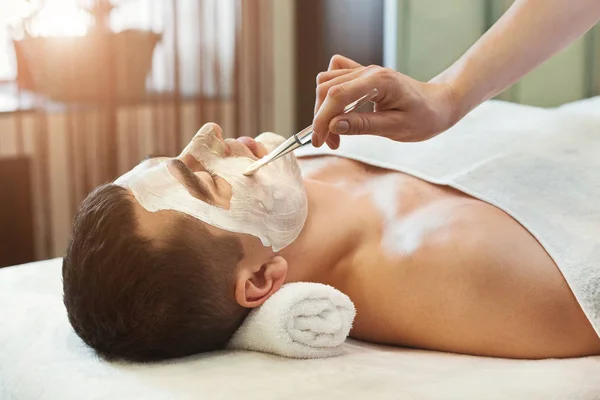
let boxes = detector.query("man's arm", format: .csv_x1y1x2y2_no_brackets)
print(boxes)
434,0,600,121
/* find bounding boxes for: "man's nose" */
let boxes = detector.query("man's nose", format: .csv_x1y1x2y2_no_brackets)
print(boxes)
202,122,224,141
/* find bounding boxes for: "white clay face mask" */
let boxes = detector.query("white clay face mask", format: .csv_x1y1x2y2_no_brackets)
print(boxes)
115,127,308,252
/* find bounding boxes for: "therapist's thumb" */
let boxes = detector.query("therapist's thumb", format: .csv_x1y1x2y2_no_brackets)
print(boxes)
328,111,404,138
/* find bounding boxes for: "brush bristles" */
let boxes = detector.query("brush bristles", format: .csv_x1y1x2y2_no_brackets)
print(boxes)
243,160,265,176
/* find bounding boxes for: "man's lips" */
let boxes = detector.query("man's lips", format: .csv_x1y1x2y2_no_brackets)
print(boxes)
237,137,267,158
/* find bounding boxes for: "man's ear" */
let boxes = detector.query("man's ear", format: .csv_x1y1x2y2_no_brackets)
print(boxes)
234,256,288,308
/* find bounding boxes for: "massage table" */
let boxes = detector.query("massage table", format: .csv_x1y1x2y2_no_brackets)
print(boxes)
1,258,599,399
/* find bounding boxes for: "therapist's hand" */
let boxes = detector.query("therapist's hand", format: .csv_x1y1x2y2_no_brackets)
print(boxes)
312,55,458,149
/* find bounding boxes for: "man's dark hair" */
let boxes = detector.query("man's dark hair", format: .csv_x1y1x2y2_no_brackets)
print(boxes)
62,184,247,362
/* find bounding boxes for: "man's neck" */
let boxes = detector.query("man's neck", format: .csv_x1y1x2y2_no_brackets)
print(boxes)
278,179,367,284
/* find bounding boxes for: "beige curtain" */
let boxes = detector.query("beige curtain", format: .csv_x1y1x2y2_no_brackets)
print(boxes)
234,0,275,138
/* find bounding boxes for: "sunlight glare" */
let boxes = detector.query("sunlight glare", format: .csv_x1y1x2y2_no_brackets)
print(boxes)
29,0,91,37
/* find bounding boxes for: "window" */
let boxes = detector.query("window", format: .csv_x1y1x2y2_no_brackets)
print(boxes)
0,0,235,95
0,1,20,80
0,30,15,81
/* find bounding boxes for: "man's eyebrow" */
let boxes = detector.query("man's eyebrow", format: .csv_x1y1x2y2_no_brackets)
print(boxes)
169,159,215,204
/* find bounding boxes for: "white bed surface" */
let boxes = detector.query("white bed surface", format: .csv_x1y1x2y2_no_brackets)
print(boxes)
1,258,599,400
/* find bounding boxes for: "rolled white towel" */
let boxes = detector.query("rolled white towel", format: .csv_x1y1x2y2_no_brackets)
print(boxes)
227,282,356,359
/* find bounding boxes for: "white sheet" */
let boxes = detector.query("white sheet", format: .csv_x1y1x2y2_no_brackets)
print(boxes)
1,258,599,400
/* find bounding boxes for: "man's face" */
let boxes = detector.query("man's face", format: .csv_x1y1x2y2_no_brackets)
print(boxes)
115,123,308,251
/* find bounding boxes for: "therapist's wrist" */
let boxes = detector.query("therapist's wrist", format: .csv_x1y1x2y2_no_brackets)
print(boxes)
424,78,463,133
430,68,478,128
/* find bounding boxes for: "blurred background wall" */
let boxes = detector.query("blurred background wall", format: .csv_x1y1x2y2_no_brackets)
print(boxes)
0,0,598,266
383,0,600,106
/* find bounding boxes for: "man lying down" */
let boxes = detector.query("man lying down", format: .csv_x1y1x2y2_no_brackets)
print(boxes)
62,106,600,362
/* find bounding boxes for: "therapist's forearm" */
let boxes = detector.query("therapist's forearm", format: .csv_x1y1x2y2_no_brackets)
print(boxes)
432,0,600,121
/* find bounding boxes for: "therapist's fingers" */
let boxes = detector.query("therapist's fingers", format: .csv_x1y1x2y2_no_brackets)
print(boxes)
328,54,362,71
316,69,354,86
315,69,355,115
315,68,367,115
328,110,439,142
313,55,364,117
325,133,340,149
327,110,404,137
312,73,383,146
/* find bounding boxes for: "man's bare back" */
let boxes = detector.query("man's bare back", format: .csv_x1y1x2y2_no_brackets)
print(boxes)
299,155,600,359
